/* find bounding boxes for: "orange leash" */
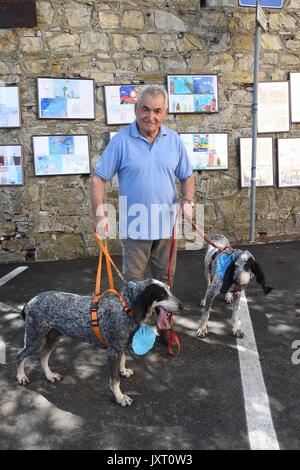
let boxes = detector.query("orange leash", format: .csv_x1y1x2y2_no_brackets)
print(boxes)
91,234,133,347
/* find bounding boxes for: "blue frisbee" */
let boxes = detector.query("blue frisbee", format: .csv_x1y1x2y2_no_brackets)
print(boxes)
132,325,156,355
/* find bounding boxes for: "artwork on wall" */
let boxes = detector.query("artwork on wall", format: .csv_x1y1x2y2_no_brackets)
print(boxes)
179,133,228,170
167,75,218,114
0,86,21,128
104,84,142,125
0,145,23,186
239,137,274,188
278,138,300,188
258,81,290,133
37,78,95,119
290,72,300,123
32,135,90,176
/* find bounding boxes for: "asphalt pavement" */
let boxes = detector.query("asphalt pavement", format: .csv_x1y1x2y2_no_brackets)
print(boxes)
0,240,300,450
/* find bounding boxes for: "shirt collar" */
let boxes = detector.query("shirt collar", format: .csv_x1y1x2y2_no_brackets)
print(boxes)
130,120,168,139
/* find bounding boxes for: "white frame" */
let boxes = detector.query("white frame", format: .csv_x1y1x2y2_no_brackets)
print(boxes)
37,77,95,120
104,84,142,125
0,86,21,128
290,73,300,123
32,135,90,176
0,145,23,186
179,133,228,170
278,138,300,188
258,81,290,134
240,137,274,188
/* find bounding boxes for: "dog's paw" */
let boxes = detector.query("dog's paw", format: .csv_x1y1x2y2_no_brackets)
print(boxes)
117,394,133,407
120,368,134,378
233,329,245,338
197,327,208,338
46,372,63,383
225,292,233,304
17,375,30,386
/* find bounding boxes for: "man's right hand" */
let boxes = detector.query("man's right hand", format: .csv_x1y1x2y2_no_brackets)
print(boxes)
94,215,109,239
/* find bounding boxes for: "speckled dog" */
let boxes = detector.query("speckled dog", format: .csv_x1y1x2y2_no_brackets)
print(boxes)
197,235,273,339
17,279,183,406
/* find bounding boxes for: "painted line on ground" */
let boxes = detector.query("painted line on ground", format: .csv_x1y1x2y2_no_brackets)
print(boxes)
238,292,280,450
0,266,28,288
0,336,6,365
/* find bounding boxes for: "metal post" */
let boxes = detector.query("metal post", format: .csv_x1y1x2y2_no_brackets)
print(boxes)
250,3,261,242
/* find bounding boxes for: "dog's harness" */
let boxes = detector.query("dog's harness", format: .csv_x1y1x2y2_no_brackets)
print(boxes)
90,234,134,348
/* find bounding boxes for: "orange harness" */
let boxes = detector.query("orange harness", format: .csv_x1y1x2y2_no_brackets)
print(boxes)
90,233,134,348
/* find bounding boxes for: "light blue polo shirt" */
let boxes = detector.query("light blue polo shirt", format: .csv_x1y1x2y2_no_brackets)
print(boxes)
94,121,193,240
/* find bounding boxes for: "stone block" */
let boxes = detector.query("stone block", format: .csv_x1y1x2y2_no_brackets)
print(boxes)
121,11,144,30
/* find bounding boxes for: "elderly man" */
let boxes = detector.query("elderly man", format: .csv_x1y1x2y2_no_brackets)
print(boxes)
91,84,194,285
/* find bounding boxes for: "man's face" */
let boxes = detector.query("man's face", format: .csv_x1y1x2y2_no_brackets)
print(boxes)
135,93,167,137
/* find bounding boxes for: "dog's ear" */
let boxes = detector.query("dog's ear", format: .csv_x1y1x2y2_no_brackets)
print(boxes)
250,261,273,295
131,284,160,325
220,261,236,294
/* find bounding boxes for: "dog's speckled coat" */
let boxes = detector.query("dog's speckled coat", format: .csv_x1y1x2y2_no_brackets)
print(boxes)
197,235,273,339
17,279,183,406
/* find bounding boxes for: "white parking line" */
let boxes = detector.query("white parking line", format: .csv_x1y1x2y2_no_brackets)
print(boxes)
0,336,6,365
0,266,28,288
238,292,280,450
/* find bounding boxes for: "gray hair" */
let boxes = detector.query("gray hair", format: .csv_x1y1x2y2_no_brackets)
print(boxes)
136,84,168,111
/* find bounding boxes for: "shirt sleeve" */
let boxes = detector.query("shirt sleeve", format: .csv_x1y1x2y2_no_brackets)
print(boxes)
174,135,193,181
94,136,122,181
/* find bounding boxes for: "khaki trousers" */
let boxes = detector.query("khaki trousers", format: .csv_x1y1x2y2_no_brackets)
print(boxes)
121,238,177,286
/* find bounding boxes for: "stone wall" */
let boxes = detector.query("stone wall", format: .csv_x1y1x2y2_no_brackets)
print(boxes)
0,0,300,262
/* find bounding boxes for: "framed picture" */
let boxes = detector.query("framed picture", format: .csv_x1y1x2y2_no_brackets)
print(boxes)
104,84,142,125
290,72,300,123
32,135,90,176
167,75,218,114
258,81,290,133
239,137,274,188
37,77,95,119
0,86,21,128
180,133,228,170
0,145,23,186
278,138,300,188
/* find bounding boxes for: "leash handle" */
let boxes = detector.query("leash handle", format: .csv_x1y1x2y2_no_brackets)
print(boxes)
94,233,124,292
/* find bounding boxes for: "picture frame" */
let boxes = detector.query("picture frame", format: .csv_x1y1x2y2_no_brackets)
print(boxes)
0,145,23,186
239,137,274,188
167,75,218,114
290,72,300,123
258,81,290,134
37,77,95,120
0,85,21,128
179,133,228,170
277,138,300,188
104,84,142,125
32,135,90,176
